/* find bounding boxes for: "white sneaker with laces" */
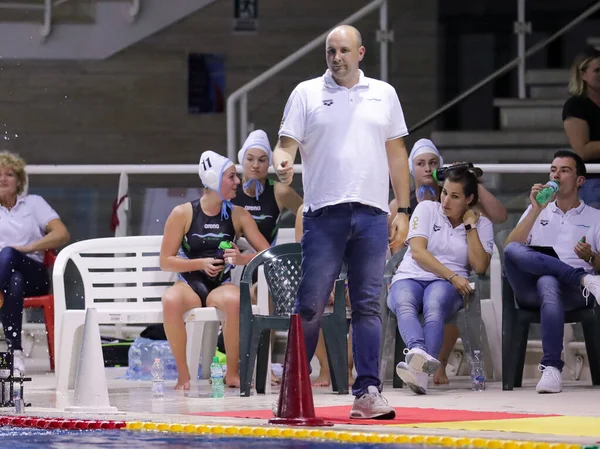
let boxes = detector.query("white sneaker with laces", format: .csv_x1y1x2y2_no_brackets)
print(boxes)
582,275,600,306
536,365,562,394
396,361,428,395
12,350,25,377
349,385,395,420
404,347,440,374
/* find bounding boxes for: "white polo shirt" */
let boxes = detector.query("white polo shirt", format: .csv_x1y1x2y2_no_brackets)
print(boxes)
519,200,600,273
0,194,60,263
392,201,494,283
279,69,408,213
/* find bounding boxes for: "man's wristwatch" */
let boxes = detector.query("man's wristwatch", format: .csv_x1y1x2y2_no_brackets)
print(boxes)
588,253,596,265
465,223,476,232
397,207,412,216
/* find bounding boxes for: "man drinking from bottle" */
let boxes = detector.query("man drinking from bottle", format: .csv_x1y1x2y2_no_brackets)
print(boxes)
504,149,600,394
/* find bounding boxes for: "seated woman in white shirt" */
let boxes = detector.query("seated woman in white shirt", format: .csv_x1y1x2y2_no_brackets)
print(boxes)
0,151,70,375
387,167,494,395
389,139,506,385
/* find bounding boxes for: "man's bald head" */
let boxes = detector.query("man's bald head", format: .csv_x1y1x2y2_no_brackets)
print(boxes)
326,25,362,49
325,25,365,88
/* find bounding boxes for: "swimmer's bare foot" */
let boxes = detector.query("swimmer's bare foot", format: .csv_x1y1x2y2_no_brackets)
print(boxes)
174,379,191,390
433,363,449,385
311,373,331,388
271,371,281,386
225,374,241,388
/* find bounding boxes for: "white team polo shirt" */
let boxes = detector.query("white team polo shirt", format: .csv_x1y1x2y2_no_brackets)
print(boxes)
0,194,60,263
519,200,600,273
392,201,494,283
279,69,408,213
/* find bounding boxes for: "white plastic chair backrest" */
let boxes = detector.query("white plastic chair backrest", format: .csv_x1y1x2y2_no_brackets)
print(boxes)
53,235,176,315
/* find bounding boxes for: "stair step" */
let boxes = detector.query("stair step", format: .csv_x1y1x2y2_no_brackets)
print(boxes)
587,37,600,49
525,69,569,86
493,98,564,130
431,130,568,150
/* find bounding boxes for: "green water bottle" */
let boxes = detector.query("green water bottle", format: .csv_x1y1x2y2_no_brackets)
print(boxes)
217,241,234,281
535,180,559,205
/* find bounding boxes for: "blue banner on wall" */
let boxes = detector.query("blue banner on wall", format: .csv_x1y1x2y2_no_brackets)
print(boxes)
187,53,225,114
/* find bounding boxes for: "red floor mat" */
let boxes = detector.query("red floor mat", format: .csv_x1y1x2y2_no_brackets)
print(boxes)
191,406,554,426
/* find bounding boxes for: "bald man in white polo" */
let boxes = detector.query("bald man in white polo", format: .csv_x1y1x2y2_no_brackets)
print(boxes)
273,25,411,419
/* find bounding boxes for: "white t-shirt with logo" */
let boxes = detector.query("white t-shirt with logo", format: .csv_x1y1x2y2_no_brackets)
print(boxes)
0,195,60,263
279,69,408,213
518,201,600,273
392,201,494,283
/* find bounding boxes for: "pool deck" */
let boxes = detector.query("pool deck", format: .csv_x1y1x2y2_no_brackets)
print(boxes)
4,357,600,446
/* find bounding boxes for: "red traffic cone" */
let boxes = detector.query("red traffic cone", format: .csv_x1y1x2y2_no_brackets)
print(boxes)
268,314,333,426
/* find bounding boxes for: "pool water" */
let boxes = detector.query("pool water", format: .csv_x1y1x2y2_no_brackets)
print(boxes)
0,427,431,449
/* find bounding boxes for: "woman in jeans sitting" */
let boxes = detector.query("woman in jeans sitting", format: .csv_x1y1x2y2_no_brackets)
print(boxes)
387,167,494,394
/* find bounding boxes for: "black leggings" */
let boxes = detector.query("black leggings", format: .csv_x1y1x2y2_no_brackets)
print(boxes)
0,247,49,350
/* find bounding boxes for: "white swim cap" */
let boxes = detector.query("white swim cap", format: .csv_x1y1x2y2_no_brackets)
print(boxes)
238,129,272,165
408,139,444,176
198,150,234,193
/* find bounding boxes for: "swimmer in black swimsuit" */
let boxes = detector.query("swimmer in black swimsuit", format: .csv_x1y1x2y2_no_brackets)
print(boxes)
160,150,270,390
233,130,302,245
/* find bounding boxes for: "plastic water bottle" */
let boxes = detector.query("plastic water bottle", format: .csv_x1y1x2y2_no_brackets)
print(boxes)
471,350,485,391
151,358,165,399
127,343,142,380
127,338,178,381
13,389,23,414
535,180,559,205
210,356,225,398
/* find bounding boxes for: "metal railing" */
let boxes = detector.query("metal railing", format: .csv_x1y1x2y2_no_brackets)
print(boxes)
24,162,600,237
225,0,391,161
409,0,600,134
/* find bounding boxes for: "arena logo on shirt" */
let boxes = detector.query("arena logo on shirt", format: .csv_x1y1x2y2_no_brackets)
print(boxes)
433,225,441,232
322,99,334,106
540,220,549,226
204,223,220,229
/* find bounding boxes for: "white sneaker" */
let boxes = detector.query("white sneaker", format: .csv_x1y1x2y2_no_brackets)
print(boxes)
349,385,395,419
396,361,428,395
404,347,440,374
12,350,25,377
582,275,600,306
536,365,562,394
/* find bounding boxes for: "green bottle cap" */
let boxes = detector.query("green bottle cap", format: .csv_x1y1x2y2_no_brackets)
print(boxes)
219,241,233,250
213,356,220,363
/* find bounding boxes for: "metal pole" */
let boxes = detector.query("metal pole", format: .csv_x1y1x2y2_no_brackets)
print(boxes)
379,0,388,83
240,93,248,149
517,0,527,99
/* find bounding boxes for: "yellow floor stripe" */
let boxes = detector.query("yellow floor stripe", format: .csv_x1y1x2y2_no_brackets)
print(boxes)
124,421,584,448
394,416,600,438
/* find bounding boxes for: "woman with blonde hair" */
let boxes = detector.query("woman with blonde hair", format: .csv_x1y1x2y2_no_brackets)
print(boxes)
0,151,70,375
563,46,600,208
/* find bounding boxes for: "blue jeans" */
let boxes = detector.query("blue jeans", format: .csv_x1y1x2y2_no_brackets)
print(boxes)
580,178,600,209
297,202,388,396
503,242,591,370
387,279,463,358
0,247,50,350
